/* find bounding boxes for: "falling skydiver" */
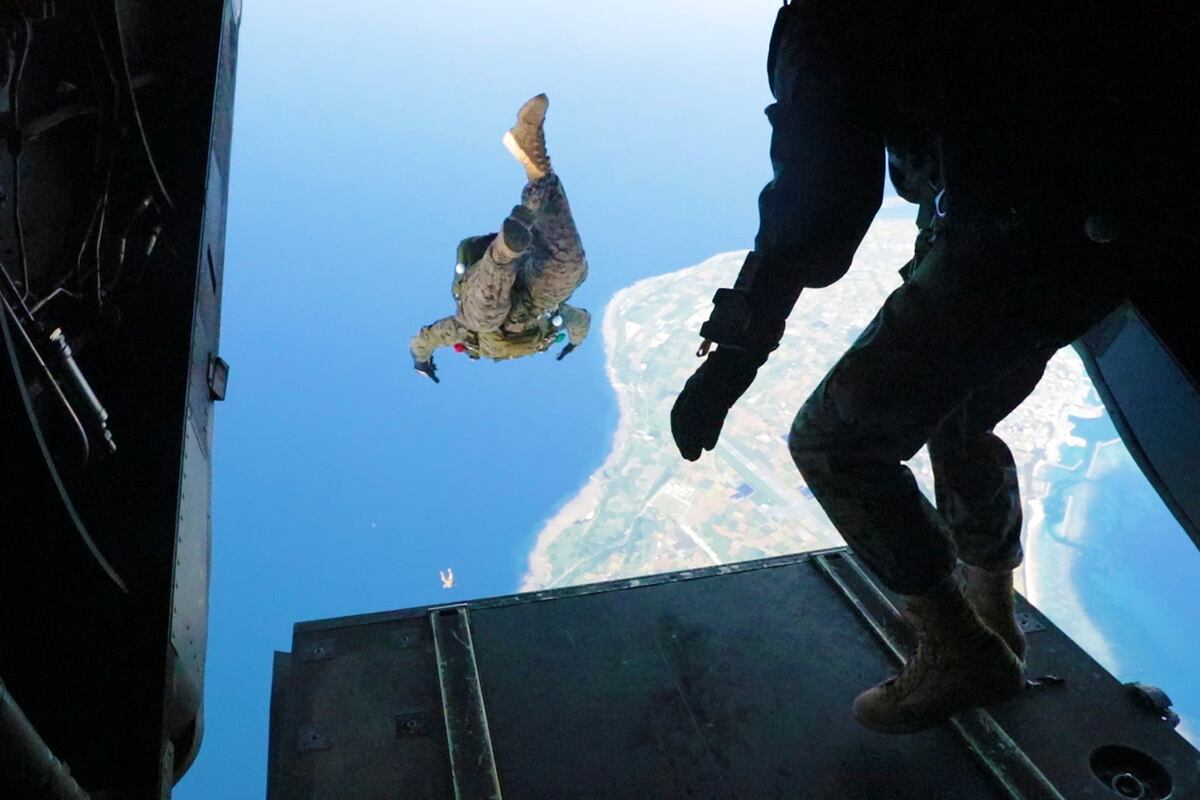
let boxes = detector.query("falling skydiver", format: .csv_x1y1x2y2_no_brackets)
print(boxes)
409,94,590,382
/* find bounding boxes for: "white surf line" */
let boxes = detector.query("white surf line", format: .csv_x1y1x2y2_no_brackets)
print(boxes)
1021,487,1048,605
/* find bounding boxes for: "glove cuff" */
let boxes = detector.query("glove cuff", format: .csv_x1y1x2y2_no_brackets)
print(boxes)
698,287,785,356
697,252,791,356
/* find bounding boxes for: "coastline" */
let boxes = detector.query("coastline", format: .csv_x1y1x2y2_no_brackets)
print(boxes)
518,255,742,591
1020,397,1119,671
519,278,642,590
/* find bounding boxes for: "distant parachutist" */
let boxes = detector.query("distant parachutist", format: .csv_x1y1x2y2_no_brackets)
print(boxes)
439,568,454,589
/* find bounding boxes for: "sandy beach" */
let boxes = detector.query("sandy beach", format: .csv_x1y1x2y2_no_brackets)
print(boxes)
520,279,644,590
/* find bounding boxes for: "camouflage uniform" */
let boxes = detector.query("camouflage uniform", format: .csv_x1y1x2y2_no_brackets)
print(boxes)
410,174,589,364
677,0,1170,596
673,0,1192,735
806,150,1056,588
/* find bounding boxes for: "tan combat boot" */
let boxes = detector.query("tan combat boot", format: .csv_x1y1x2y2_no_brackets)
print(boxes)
503,93,552,180
853,582,1025,734
964,564,1027,662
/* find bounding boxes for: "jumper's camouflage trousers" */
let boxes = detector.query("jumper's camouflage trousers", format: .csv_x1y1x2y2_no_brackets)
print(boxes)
787,205,1128,595
410,174,590,362
456,173,588,335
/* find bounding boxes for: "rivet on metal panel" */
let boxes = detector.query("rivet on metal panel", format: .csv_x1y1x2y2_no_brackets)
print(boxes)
1016,612,1045,634
301,639,336,661
397,629,418,649
395,711,430,736
296,725,331,753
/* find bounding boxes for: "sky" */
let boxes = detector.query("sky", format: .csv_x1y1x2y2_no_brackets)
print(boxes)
176,2,1198,797
177,1,792,796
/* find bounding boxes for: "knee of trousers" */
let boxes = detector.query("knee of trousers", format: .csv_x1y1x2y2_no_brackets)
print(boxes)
787,393,840,484
521,174,564,213
787,383,919,483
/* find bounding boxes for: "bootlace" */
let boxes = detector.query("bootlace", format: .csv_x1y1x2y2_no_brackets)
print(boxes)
891,640,946,696
532,134,550,168
890,604,969,695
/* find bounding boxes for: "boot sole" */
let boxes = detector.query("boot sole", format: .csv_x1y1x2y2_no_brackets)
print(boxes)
854,674,1026,735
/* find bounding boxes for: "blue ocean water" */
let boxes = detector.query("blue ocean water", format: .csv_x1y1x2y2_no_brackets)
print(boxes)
1034,407,1200,743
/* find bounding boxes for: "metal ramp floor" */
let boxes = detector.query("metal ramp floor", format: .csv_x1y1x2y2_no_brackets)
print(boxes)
267,548,1197,800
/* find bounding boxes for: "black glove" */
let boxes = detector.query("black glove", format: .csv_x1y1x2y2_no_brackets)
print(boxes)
556,342,577,361
671,347,766,461
413,357,440,383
